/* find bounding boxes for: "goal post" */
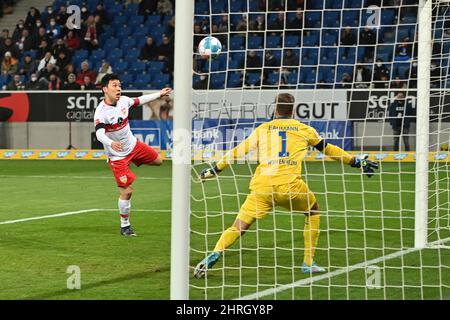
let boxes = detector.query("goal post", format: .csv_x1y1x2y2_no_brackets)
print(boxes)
414,0,431,249
170,0,194,300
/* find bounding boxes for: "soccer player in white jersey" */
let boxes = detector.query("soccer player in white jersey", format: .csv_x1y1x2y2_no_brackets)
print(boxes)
94,73,172,236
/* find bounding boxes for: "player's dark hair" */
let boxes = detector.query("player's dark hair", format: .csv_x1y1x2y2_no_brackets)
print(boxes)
101,73,120,89
275,93,295,116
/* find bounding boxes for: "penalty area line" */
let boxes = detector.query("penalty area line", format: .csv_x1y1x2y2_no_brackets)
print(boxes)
236,236,450,300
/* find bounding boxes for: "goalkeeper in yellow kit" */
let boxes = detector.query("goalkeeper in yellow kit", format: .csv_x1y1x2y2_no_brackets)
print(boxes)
194,93,378,278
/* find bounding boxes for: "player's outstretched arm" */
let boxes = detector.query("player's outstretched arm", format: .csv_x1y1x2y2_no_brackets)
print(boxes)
132,88,173,106
314,140,378,178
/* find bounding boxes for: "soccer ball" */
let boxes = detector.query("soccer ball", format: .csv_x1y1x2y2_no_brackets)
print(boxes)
198,36,222,59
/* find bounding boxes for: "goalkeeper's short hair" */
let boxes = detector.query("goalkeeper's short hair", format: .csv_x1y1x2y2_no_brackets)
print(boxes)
275,93,295,116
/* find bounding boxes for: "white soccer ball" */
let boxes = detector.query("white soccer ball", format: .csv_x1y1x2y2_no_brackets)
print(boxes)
198,36,222,59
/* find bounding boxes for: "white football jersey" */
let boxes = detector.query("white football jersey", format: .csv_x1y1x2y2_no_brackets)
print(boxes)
94,95,139,161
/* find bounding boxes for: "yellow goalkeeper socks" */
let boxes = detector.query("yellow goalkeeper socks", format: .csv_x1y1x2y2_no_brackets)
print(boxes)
303,214,320,266
213,226,241,252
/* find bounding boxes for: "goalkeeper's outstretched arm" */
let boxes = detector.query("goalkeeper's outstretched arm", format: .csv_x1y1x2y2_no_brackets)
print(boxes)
314,140,379,178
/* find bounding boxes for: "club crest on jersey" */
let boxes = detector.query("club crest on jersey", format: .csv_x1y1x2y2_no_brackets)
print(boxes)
121,107,126,116
119,175,127,184
118,117,124,125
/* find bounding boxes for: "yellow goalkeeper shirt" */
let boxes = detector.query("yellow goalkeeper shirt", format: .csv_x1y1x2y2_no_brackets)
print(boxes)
216,118,325,189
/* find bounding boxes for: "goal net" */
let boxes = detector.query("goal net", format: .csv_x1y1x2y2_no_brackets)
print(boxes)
187,0,450,300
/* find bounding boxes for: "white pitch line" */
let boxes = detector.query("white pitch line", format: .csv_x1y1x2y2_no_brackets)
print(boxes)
0,208,171,225
236,236,450,300
0,208,100,225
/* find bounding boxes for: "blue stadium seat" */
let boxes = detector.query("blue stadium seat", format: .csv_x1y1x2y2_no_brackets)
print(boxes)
393,62,411,79
376,45,394,62
245,72,261,86
120,74,134,87
266,72,281,85
91,49,106,61
300,67,317,84
111,15,127,28
145,15,161,27
318,66,335,83
320,47,337,65
228,60,241,70
321,30,338,46
210,72,226,89
397,26,412,42
127,48,140,61
302,30,320,46
248,36,263,49
229,36,245,50
379,27,396,43
301,48,319,66
284,36,300,48
402,14,417,24
305,12,322,28
152,73,171,88
147,61,165,73
116,27,132,38
122,38,137,52
339,47,356,64
307,0,324,9
287,71,299,85
134,74,152,89
323,11,340,28
336,65,354,82
112,60,128,74
103,39,120,52
357,46,366,62
230,0,247,12
211,0,228,13
195,0,209,14
342,10,359,27
345,0,362,8
266,36,281,48
325,0,343,9
227,72,242,88
381,9,397,26
130,61,146,75
107,48,123,61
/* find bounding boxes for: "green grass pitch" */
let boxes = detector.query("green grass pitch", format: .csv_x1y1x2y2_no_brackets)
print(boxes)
0,160,449,300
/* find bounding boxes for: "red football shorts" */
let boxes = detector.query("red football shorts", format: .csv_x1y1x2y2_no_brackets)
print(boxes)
108,141,159,187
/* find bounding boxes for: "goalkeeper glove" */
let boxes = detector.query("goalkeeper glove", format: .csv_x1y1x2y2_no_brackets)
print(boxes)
351,154,379,178
200,166,222,181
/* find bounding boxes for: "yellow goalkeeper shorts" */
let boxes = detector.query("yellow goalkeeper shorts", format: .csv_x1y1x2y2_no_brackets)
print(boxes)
237,178,317,225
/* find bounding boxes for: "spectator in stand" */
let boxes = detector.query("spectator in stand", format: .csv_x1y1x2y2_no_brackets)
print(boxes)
157,0,173,16
53,38,69,58
287,9,304,30
246,50,262,71
37,51,57,73
193,74,209,90
373,59,390,81
359,27,377,45
15,29,37,51
46,17,62,39
233,13,248,32
25,72,44,90
25,7,41,31
93,3,110,25
1,51,18,76
63,73,81,90
81,16,99,54
38,62,57,83
0,38,20,59
47,73,61,90
81,75,96,90
80,5,90,23
0,29,10,46
390,76,407,89
139,0,158,22
374,74,390,88
18,53,38,77
218,15,228,33
250,15,266,32
59,63,75,83
76,60,97,85
36,39,51,59
12,19,25,43
65,30,80,51
157,34,174,61
36,27,50,44
353,64,372,88
42,6,57,26
395,37,412,61
56,5,69,27
95,61,113,86
268,12,285,35
388,92,415,151
55,51,71,71
140,36,158,61
341,27,357,45
407,61,418,88
6,74,25,90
